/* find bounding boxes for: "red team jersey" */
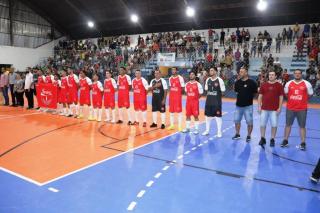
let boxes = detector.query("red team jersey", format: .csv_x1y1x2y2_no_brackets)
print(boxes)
68,74,79,103
132,78,148,111
92,81,103,108
104,78,117,108
185,81,203,117
117,75,131,108
79,77,92,105
169,75,185,113
52,80,60,103
59,77,69,104
285,80,313,111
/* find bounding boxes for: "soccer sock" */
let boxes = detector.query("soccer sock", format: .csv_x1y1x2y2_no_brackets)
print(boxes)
135,111,139,122
76,104,80,115
142,111,147,123
178,113,182,128
170,113,174,126
152,112,157,124
111,109,115,122
79,105,83,116
98,109,102,121
205,116,212,132
93,109,98,119
118,108,123,120
68,105,73,115
127,108,132,122
161,113,166,125
89,106,93,118
105,109,110,121
186,120,191,129
195,121,199,130
215,117,222,134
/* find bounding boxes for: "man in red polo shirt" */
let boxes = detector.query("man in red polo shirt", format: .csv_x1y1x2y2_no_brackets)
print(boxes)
281,69,313,150
258,71,284,147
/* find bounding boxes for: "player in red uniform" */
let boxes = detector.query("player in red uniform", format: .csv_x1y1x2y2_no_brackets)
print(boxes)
36,69,46,111
67,68,79,117
45,69,54,84
182,71,203,134
117,67,132,125
52,73,62,114
282,69,313,150
132,69,149,127
59,69,70,116
104,69,117,123
91,73,103,122
78,70,93,120
168,67,185,131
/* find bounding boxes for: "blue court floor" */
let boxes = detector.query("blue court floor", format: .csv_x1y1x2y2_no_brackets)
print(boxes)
0,100,320,213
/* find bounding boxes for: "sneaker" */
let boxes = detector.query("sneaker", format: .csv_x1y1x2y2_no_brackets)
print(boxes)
77,114,84,119
133,121,139,126
178,127,183,132
111,120,116,124
259,137,266,146
142,122,147,127
104,119,111,122
232,134,241,140
310,176,319,183
297,142,306,151
150,123,157,128
167,125,175,130
202,131,209,136
280,139,289,147
127,121,133,125
246,136,251,142
270,138,275,147
161,124,165,129
116,120,123,124
182,128,190,133
193,130,199,135
88,116,95,121
217,132,222,138
97,118,102,122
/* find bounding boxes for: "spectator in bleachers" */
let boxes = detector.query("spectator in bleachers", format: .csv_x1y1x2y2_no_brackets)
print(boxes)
276,34,282,53
304,23,311,37
296,36,304,61
220,28,225,47
234,48,241,62
282,28,287,45
293,23,300,40
251,38,257,57
258,40,263,57
287,27,293,45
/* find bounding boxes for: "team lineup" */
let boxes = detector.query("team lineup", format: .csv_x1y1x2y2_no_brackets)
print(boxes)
35,66,226,137
34,66,313,149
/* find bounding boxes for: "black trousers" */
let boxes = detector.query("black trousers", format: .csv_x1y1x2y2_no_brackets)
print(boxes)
25,89,34,108
9,84,16,105
15,91,24,106
312,158,320,179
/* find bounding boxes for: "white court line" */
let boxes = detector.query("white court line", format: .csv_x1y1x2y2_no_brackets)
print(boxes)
154,172,162,179
1,111,232,186
162,166,170,171
127,201,137,211
184,151,191,155
146,180,154,187
136,190,146,198
48,187,59,192
0,112,42,120
0,167,42,186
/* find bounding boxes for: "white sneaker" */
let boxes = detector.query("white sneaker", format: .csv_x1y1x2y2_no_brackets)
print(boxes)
193,130,199,135
217,132,222,138
182,128,190,133
111,120,116,123
105,119,110,122
202,131,209,136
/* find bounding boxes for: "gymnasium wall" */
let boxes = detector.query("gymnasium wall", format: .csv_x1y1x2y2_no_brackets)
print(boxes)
0,37,65,71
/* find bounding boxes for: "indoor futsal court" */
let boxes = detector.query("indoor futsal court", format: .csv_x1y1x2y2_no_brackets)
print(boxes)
1,0,320,212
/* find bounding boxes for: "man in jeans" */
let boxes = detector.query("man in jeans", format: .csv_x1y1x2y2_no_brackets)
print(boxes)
0,68,9,105
281,69,313,150
233,67,258,142
258,71,284,147
24,68,34,109
9,68,17,106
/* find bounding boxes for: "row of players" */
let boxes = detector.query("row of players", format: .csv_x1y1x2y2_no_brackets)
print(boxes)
37,67,225,136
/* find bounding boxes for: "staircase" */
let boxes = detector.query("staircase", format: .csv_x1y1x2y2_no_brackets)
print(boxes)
290,40,308,73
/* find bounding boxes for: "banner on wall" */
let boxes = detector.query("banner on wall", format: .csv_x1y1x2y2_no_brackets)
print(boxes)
157,53,176,63
36,84,58,109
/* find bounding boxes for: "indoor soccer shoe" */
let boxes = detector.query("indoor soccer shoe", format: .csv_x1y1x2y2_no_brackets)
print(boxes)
167,125,175,130
193,130,199,135
202,131,209,136
182,128,190,133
